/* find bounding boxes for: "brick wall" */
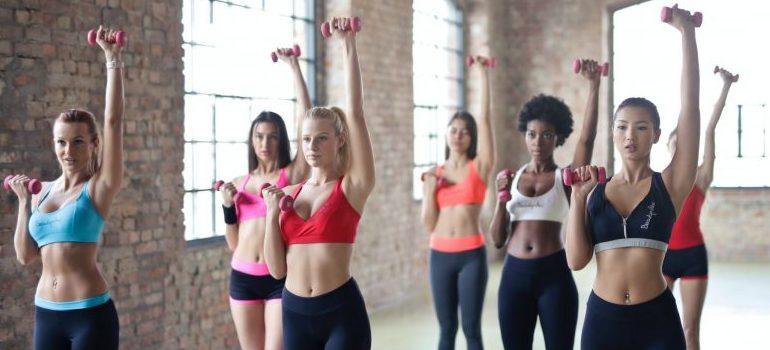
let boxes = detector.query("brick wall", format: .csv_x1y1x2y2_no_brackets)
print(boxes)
1,0,768,349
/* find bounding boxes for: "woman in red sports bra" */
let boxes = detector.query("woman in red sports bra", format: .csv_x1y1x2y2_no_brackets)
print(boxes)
420,54,496,350
262,17,376,350
217,47,311,350
488,58,604,350
662,66,737,350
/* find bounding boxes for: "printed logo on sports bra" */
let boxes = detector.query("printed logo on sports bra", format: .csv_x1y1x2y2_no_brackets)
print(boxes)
512,200,543,209
640,201,656,230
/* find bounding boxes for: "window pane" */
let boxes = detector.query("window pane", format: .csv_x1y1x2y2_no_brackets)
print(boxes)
192,143,214,190
216,143,248,182
183,192,194,240
185,93,213,141
215,97,253,142
193,191,213,239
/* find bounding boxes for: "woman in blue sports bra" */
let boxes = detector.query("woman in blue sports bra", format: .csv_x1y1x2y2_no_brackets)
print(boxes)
8,26,125,349
489,58,604,350
565,6,701,349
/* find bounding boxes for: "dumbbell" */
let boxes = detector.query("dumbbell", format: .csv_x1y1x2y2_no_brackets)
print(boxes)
660,6,702,27
573,60,609,76
421,172,448,188
3,175,42,195
562,167,607,186
259,183,294,212
271,44,302,63
497,169,512,202
321,17,362,38
213,180,245,204
465,56,497,68
87,28,127,47
714,66,739,82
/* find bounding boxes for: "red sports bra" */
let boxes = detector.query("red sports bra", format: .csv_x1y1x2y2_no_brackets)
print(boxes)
279,177,361,245
669,186,706,249
436,161,487,209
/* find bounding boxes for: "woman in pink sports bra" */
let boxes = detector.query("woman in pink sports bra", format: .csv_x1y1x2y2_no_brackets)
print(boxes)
217,47,311,350
420,54,496,350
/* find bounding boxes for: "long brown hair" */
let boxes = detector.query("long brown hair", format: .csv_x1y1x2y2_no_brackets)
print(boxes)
56,109,102,176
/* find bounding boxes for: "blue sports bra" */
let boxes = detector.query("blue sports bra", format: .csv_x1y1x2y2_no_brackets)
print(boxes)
28,180,105,247
587,172,675,253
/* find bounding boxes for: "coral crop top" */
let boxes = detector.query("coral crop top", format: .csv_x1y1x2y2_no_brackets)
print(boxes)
436,161,487,209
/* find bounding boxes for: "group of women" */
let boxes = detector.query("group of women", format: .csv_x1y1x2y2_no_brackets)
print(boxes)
7,6,739,350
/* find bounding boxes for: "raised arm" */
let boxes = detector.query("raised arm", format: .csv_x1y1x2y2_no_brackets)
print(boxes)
333,17,375,210
92,26,125,217
697,67,737,190
9,175,40,265
570,59,601,168
278,48,312,183
662,6,701,211
472,56,496,178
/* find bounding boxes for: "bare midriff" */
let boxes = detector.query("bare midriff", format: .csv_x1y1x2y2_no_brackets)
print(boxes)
36,243,108,302
284,243,353,297
432,204,482,238
506,220,563,258
593,248,667,305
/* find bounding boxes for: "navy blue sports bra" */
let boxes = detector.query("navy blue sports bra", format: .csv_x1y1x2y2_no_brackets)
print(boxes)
587,172,675,253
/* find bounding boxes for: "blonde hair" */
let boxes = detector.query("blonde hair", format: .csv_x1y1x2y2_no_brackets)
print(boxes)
306,106,350,171
56,109,103,176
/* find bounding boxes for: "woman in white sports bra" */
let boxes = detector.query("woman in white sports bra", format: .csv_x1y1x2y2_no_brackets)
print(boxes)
488,59,604,349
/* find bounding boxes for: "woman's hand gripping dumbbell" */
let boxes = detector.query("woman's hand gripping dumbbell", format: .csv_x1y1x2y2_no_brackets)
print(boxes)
562,166,607,186
214,180,243,206
714,65,739,83
466,55,497,69
573,59,609,77
661,4,702,27
496,169,513,202
271,44,301,63
260,183,294,212
421,172,448,191
321,16,362,39
87,26,126,47
4,174,42,195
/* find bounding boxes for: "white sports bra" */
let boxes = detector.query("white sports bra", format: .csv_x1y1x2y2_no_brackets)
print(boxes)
505,165,569,224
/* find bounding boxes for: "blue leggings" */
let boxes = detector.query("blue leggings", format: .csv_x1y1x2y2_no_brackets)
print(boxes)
581,289,685,350
430,247,488,350
498,250,578,350
34,299,119,350
282,278,371,350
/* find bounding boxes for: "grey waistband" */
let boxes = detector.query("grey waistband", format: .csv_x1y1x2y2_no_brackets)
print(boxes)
594,238,668,253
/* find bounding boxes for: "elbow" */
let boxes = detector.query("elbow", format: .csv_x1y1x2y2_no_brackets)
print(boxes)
16,253,36,266
567,254,589,271
268,266,286,280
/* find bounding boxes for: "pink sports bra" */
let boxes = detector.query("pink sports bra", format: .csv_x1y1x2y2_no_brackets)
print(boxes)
236,168,289,222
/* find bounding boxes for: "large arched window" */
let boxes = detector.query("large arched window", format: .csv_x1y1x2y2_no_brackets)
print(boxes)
412,0,464,199
182,0,316,241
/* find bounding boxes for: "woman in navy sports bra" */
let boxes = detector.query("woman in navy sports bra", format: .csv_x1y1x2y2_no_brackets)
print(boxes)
663,66,737,350
216,47,311,349
420,54,495,350
8,26,125,349
565,5,701,349
262,17,375,350
488,59,604,350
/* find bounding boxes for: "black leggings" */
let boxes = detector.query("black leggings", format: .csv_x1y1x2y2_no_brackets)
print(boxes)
581,289,685,350
34,299,119,350
430,247,488,350
498,250,578,350
282,278,371,350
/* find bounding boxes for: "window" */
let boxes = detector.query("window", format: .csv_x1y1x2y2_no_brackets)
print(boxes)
412,0,464,199
611,0,770,187
182,0,316,241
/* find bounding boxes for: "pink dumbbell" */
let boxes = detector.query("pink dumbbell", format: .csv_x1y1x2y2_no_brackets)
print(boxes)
259,183,294,211
271,44,302,63
87,29,127,47
214,180,245,203
321,17,363,38
562,167,607,186
497,169,512,202
573,59,609,76
466,56,497,68
714,66,739,82
421,172,448,189
3,175,42,195
660,6,702,27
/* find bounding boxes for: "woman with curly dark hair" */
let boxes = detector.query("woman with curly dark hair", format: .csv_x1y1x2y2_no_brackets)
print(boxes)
488,59,605,349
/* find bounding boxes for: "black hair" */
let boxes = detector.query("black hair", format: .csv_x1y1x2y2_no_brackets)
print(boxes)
615,97,661,130
517,94,573,147
445,111,478,160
